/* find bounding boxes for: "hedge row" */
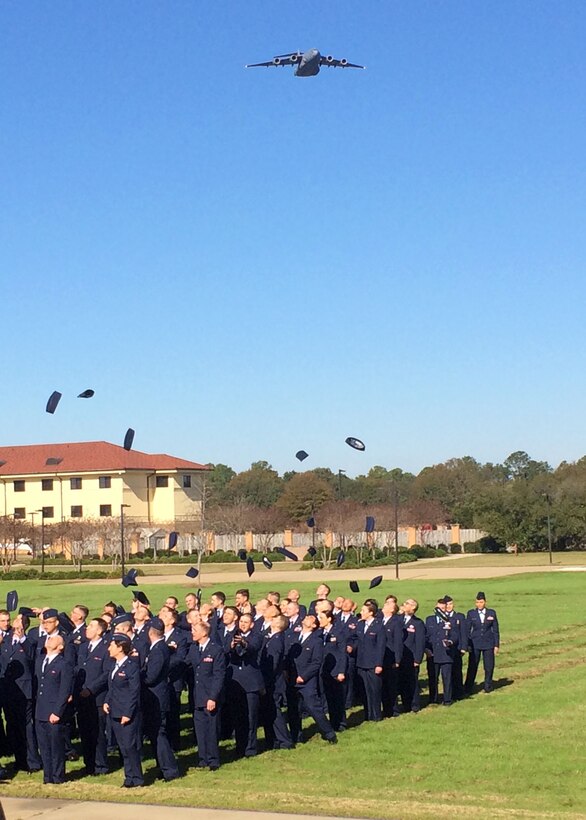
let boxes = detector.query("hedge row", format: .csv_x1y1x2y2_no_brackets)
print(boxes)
1,569,145,581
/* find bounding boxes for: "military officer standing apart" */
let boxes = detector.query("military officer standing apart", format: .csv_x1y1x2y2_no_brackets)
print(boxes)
103,633,144,788
34,630,74,785
188,621,226,770
465,592,500,694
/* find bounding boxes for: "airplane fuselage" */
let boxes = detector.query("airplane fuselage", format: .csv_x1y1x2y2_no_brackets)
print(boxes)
295,49,321,77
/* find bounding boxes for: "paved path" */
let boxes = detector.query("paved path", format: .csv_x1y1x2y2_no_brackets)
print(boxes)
0,797,366,820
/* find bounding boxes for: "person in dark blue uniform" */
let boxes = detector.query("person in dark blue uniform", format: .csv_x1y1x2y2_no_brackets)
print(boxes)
339,598,359,710
160,605,189,751
308,584,331,616
380,595,404,718
465,592,500,694
317,608,348,731
74,616,109,775
130,602,151,669
425,598,460,706
0,612,42,772
103,633,144,788
227,612,264,758
259,614,293,750
424,597,448,704
355,601,385,722
287,615,337,745
444,596,468,699
142,617,180,781
398,599,426,713
187,621,226,770
34,630,74,784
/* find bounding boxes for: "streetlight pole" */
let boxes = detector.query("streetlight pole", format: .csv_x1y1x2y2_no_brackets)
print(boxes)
29,510,39,561
337,469,346,552
545,493,553,565
120,504,131,581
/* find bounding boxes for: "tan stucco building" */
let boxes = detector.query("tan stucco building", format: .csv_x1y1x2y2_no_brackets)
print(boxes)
0,441,209,525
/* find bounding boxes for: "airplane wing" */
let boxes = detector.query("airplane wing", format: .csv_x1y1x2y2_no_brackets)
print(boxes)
246,53,300,68
320,56,366,69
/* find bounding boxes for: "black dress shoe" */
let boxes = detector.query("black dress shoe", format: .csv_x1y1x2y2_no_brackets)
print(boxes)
122,782,144,788
326,735,338,744
66,752,80,762
209,765,219,771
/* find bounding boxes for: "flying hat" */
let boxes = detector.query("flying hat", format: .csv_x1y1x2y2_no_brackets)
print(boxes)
365,516,375,533
307,546,317,558
77,389,94,399
246,557,255,577
122,569,139,588
45,391,62,414
295,450,309,462
19,606,37,618
169,531,179,550
276,547,298,561
237,549,247,561
345,436,365,451
6,590,18,613
186,567,199,579
306,516,315,528
349,580,360,594
369,575,383,590
262,556,273,570
123,428,135,451
57,612,75,634
133,590,150,606
336,551,345,568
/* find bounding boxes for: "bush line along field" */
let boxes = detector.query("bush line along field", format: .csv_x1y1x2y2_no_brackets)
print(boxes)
1,570,585,819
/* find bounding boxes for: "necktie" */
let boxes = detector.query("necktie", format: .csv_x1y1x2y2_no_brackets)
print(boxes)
42,657,48,674
111,662,119,679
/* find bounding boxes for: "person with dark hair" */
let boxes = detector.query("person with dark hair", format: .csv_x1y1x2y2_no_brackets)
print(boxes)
260,614,292,750
104,634,143,788
381,595,403,718
228,612,264,758
425,598,459,707
464,592,500,694
142,618,179,781
159,606,188,751
308,584,331,616
399,599,426,713
287,615,337,745
74,617,110,775
317,609,348,731
0,612,42,773
444,596,467,699
355,601,385,722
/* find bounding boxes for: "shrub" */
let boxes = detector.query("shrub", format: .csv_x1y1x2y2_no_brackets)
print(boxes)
449,543,462,554
463,541,481,554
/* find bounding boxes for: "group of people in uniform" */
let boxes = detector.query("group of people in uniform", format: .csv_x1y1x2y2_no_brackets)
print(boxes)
0,583,500,787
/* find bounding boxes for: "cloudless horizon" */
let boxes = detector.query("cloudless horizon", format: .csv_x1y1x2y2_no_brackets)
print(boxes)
2,2,586,476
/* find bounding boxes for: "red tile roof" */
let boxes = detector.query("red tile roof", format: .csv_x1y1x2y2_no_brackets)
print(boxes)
0,442,209,476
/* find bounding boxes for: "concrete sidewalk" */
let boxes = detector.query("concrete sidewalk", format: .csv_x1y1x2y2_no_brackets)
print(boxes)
0,797,366,820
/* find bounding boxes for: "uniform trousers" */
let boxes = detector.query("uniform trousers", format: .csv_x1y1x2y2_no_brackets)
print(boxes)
381,664,400,718
143,704,179,779
35,720,66,784
77,696,109,774
4,692,42,771
465,647,495,692
260,688,292,750
231,684,260,757
398,661,421,712
193,706,220,768
357,668,382,722
288,680,336,742
111,716,143,786
434,662,453,705
322,674,347,730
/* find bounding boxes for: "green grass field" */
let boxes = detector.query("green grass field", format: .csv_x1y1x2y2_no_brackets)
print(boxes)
1,568,585,819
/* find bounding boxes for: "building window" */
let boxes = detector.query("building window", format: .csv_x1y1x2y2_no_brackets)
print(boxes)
42,507,54,519
100,505,112,517
42,479,54,491
70,477,82,490
71,506,83,518
182,475,192,488
14,480,25,492
155,476,169,488
99,476,111,489
14,508,25,519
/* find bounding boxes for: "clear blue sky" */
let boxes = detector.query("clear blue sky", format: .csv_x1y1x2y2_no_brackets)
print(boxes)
2,1,586,476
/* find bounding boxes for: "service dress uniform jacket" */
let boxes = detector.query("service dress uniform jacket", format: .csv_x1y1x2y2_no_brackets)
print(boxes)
228,630,264,757
142,639,179,780
355,618,386,722
399,614,426,713
0,635,42,772
259,631,292,750
287,631,336,743
320,620,348,731
465,607,500,693
381,614,404,718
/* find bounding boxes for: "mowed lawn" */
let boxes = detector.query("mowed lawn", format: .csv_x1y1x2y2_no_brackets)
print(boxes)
1,570,586,819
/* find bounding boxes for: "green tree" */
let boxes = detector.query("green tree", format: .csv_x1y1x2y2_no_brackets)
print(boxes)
227,462,283,508
276,472,334,521
206,463,236,505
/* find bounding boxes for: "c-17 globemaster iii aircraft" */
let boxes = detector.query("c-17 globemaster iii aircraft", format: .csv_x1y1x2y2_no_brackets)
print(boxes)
246,48,365,77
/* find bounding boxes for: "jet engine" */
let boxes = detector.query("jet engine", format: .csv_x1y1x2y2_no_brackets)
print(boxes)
273,57,282,66
326,55,335,63
340,58,348,66
290,54,300,63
